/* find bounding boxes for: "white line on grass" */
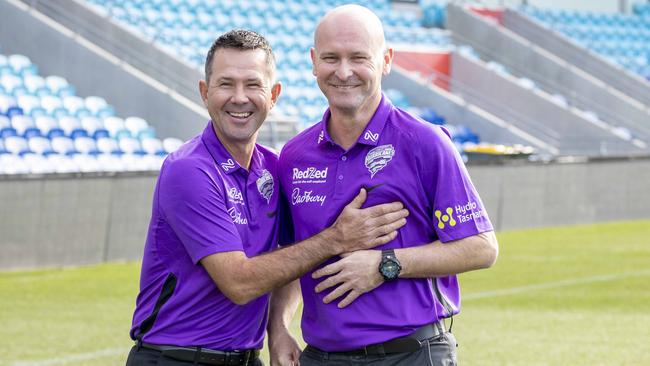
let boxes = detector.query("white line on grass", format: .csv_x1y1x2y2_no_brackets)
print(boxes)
464,269,650,301
7,347,125,366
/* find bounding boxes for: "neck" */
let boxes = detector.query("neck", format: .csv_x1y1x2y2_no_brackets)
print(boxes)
212,125,256,170
328,93,381,150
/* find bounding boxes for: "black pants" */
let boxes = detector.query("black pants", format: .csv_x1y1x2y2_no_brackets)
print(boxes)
125,346,264,366
299,332,457,366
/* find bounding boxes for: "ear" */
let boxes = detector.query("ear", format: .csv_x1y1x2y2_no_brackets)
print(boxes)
382,47,394,76
270,82,282,107
310,47,317,77
199,79,209,107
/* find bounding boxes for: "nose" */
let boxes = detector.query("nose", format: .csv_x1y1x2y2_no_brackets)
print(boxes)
334,60,353,81
231,84,249,104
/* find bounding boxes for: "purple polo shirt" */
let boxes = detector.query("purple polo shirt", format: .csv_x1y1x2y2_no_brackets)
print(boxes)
130,122,280,350
278,95,493,351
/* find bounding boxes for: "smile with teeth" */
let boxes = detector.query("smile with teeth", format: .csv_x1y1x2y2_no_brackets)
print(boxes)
227,111,253,118
331,85,358,89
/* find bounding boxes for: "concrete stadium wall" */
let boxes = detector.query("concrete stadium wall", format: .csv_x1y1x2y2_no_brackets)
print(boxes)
2,158,649,270
502,8,650,107
446,4,650,142
0,172,156,270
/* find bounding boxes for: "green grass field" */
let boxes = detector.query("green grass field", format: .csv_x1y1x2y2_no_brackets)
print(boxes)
1,220,649,366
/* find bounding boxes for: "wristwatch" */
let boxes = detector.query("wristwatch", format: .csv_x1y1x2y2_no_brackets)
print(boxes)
378,249,401,281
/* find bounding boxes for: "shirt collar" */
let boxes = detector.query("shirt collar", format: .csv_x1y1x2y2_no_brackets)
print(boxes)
201,121,252,175
317,93,393,148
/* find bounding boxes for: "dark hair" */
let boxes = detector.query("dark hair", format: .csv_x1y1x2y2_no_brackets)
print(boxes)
204,29,276,83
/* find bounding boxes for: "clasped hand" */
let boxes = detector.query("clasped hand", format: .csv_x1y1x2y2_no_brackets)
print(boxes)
312,250,384,308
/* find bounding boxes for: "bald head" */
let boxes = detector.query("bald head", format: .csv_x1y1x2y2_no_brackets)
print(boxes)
314,5,386,56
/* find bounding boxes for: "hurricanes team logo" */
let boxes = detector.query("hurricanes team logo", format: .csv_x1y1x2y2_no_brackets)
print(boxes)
256,169,274,204
221,159,236,171
364,144,395,178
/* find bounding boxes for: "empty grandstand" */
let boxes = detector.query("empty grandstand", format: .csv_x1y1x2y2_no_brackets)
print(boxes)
0,0,649,262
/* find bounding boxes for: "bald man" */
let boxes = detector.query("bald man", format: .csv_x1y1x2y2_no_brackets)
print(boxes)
269,5,498,366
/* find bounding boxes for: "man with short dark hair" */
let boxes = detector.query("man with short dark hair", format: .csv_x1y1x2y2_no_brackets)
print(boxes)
269,6,498,366
125,29,408,366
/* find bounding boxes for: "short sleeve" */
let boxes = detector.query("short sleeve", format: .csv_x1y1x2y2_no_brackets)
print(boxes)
421,126,493,242
157,158,244,263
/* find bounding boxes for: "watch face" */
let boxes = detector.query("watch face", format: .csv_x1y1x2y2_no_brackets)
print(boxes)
381,260,400,279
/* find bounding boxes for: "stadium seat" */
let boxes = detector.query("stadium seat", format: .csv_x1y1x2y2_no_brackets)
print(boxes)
22,152,54,174
103,116,125,137
0,154,29,174
161,137,183,154
72,154,101,172
47,154,79,173
10,115,36,136
74,136,100,155
4,136,30,155
96,137,121,155
58,116,83,136
28,136,54,155
50,136,77,155
124,116,149,136
119,137,145,155
34,116,59,135
140,137,165,155
0,115,10,130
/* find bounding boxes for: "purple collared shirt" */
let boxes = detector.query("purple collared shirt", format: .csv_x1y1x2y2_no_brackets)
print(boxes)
130,122,280,350
278,95,493,351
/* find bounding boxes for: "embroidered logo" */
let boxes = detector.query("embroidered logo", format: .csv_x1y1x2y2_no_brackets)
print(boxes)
317,130,324,144
227,207,248,225
364,130,379,143
221,159,236,172
256,169,274,204
291,187,327,206
364,144,395,178
227,187,244,205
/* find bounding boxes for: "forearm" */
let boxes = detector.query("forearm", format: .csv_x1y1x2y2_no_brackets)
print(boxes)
268,280,301,337
398,231,499,278
217,229,339,304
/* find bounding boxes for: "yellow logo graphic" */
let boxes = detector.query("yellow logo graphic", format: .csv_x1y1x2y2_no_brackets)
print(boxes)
435,207,456,229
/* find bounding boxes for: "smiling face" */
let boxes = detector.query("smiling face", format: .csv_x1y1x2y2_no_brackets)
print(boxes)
199,48,281,150
312,6,393,118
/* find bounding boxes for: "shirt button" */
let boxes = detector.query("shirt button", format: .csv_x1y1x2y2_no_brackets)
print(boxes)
341,156,347,161
338,175,343,180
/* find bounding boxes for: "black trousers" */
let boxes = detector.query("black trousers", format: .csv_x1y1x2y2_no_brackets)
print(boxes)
125,346,264,366
299,332,457,366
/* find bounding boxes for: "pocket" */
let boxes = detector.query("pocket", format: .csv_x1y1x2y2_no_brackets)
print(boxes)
426,333,458,366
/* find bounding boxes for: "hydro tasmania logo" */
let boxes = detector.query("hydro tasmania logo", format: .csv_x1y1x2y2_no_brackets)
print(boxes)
292,166,328,184
435,201,485,229
256,169,274,204
365,144,395,178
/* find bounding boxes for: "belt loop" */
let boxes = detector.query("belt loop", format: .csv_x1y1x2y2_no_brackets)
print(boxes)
435,320,445,335
243,350,250,366
192,346,201,365
135,338,142,351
